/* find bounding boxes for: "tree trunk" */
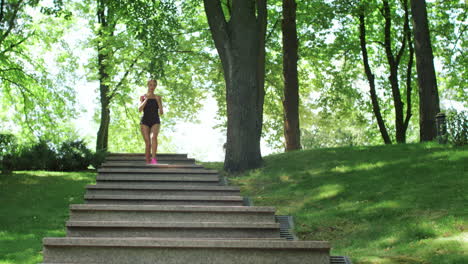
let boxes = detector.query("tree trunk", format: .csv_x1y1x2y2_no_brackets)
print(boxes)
359,13,392,145
410,0,440,141
282,0,301,151
95,0,113,152
403,0,414,132
96,99,110,151
203,0,267,172
382,0,406,143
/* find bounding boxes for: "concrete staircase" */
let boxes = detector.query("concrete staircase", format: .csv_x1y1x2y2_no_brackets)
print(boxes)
42,153,331,263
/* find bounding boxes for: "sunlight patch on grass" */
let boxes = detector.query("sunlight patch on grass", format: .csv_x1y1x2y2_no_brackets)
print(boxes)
331,161,395,174
279,174,292,183
0,231,35,242
364,200,401,213
376,235,399,248
432,232,468,244
312,184,343,201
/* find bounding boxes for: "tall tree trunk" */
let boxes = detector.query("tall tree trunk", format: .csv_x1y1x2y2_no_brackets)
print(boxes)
282,0,301,151
95,0,113,152
382,0,406,143
403,0,414,132
96,53,111,151
359,13,392,145
203,0,267,172
410,0,440,141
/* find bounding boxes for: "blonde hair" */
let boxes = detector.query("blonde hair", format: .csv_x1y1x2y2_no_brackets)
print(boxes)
147,79,157,86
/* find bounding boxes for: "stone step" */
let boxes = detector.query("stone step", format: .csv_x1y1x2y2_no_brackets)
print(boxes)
86,184,240,196
108,153,188,159
105,157,194,163
42,237,330,264
100,162,200,168
96,175,220,185
66,221,281,239
98,168,218,176
84,194,244,206
96,177,220,187
69,204,277,223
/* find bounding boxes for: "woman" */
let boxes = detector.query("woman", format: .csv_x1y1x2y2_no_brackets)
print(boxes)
139,79,164,164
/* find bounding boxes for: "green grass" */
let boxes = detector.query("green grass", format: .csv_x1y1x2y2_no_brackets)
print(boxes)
0,170,96,264
0,143,466,264
204,143,468,264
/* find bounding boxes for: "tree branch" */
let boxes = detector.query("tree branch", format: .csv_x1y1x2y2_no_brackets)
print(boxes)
0,0,24,46
403,0,413,131
0,0,5,23
108,51,143,100
266,14,280,44
203,0,230,61
395,33,406,66
0,67,23,73
0,33,32,56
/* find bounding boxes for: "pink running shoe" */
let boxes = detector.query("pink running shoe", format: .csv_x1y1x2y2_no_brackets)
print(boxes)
150,158,157,164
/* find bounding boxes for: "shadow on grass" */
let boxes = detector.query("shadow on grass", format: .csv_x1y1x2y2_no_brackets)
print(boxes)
227,143,467,264
0,171,96,264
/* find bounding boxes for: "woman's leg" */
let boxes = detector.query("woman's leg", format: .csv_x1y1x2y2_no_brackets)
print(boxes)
140,124,151,163
150,124,161,160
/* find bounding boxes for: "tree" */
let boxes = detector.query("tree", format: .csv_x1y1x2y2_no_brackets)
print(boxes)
91,0,180,152
1,0,77,143
410,0,440,141
203,0,267,172
282,0,301,151
358,9,392,144
357,0,416,144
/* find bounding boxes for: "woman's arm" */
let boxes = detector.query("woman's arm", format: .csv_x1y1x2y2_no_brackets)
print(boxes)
157,96,164,115
138,95,148,112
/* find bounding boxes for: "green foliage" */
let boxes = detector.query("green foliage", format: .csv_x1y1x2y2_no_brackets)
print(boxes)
0,0,79,144
428,0,467,107
0,133,18,173
90,149,108,169
57,140,94,171
206,143,468,264
3,136,97,171
446,110,467,146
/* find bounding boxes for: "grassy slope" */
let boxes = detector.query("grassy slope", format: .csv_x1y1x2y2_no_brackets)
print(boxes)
205,143,467,264
0,171,95,264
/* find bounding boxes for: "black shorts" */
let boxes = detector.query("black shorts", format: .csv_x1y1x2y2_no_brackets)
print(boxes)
140,115,160,128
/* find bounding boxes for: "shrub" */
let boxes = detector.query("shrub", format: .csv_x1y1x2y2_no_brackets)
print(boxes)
0,134,17,174
91,149,109,169
57,140,94,171
8,139,59,171
446,110,467,146
1,136,98,172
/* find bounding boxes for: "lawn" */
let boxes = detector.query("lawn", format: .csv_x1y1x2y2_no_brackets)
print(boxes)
0,143,466,264
204,143,468,264
0,171,95,264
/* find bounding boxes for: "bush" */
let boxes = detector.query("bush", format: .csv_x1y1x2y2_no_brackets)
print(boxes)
91,149,109,169
5,139,59,171
446,110,467,146
1,136,99,172
0,134,17,174
57,140,94,171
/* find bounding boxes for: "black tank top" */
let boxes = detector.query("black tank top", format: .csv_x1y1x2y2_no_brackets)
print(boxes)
143,98,159,118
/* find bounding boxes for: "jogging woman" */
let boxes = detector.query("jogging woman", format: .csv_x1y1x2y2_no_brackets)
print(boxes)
138,79,164,164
